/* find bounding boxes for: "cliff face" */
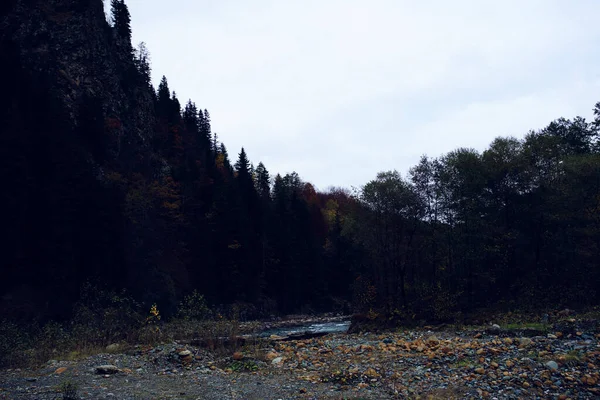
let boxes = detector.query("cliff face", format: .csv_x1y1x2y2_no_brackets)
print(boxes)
2,0,155,165
0,0,161,319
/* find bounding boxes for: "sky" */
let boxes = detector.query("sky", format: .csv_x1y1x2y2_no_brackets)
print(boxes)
106,0,600,190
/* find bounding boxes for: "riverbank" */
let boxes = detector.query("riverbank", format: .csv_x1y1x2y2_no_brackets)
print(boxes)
1,316,598,399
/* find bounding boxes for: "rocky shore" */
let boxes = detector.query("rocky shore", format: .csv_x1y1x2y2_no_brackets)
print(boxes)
0,318,598,399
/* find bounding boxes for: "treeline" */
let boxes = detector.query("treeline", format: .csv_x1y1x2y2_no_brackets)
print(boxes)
1,0,599,324
354,115,600,320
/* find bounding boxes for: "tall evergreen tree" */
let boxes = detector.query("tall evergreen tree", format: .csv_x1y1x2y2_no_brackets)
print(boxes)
111,0,132,50
255,162,271,199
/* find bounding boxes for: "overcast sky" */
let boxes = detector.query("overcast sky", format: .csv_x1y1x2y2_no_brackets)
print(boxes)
107,0,600,190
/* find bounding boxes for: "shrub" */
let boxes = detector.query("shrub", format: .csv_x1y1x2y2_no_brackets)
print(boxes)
176,290,211,321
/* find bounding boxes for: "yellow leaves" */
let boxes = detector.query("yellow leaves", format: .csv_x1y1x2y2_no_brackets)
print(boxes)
227,241,241,250
146,303,161,325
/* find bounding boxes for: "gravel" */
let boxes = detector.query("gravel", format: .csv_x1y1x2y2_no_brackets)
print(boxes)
1,323,598,399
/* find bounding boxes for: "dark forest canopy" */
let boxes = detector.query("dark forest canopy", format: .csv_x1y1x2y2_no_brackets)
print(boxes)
1,0,599,324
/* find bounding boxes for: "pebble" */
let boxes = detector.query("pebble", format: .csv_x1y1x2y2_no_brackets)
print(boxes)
545,361,558,371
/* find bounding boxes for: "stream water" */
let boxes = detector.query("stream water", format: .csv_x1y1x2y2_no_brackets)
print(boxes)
257,320,351,338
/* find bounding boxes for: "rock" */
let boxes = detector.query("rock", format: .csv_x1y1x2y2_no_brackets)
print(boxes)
364,367,379,379
547,334,557,339
95,365,119,375
54,367,67,374
517,338,532,348
475,367,485,374
427,335,439,345
265,351,279,361
545,361,558,371
490,324,501,331
178,350,192,357
505,360,514,368
271,357,283,365
232,352,244,360
557,308,572,317
105,343,120,352
503,338,513,345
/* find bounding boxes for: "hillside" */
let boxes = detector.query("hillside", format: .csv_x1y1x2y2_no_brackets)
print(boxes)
1,0,600,339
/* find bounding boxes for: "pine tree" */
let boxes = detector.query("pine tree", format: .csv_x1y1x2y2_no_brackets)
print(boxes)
183,100,199,131
255,162,271,199
199,109,212,149
133,42,151,86
156,76,171,119
235,148,251,178
111,0,132,51
170,92,181,122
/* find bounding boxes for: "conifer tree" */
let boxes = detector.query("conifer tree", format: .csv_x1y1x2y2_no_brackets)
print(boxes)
156,76,171,119
111,0,132,51
255,162,271,199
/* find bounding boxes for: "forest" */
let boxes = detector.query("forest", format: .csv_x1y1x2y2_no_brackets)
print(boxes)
1,0,599,328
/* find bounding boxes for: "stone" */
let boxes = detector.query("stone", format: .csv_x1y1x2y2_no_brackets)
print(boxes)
54,367,67,374
475,367,485,374
518,338,532,348
271,357,283,365
178,350,192,357
105,343,120,352
427,335,440,344
545,361,558,371
265,351,279,361
95,365,119,374
364,367,379,379
232,352,244,360
490,324,501,331
547,334,557,339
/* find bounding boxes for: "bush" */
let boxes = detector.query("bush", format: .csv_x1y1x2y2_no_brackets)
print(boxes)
176,290,211,321
71,282,143,345
0,319,35,367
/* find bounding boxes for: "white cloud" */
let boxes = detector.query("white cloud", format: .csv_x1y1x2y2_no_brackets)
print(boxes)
123,0,600,188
